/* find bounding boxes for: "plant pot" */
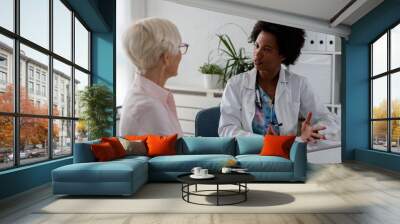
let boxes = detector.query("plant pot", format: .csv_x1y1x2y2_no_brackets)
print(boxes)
203,74,222,89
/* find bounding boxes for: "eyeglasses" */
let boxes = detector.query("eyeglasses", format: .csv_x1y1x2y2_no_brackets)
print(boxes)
179,43,189,55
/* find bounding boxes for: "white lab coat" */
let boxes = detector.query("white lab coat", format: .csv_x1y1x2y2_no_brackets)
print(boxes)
218,66,340,141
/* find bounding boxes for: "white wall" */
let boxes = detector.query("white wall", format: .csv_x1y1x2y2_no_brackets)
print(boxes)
289,54,332,104
116,0,342,106
146,0,256,88
116,0,146,106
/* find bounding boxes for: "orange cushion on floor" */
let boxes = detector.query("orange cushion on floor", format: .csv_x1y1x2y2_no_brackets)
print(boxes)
146,134,178,157
101,137,127,158
259,135,296,159
91,142,118,162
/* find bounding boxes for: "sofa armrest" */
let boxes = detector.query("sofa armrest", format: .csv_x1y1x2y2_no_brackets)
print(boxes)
73,141,99,163
289,141,307,181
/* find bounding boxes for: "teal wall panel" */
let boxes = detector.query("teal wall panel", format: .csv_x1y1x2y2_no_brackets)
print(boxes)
0,158,72,199
343,0,400,171
92,33,114,88
355,149,400,172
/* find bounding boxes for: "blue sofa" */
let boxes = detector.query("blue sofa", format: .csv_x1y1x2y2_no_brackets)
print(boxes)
52,136,307,196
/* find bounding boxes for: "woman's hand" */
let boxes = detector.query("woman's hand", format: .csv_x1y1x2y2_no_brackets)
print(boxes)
301,112,327,143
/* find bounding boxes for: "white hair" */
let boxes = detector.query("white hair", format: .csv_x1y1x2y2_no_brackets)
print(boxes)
123,17,182,74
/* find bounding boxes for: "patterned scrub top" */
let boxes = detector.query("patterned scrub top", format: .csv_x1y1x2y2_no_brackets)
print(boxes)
252,85,280,135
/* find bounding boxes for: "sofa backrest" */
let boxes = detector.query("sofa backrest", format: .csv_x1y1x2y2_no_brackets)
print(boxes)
177,137,235,155
73,136,265,162
235,135,264,155
195,106,220,137
73,139,100,163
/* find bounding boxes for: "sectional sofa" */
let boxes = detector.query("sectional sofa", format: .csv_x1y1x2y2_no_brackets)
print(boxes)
52,136,307,196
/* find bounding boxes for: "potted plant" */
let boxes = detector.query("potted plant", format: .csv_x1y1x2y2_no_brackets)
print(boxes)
79,84,114,140
217,34,254,85
198,62,224,89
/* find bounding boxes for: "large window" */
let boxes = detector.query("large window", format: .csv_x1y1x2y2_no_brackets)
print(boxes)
371,23,400,153
0,0,91,171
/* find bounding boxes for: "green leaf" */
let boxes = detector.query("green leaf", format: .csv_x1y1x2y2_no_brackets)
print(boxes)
79,84,114,140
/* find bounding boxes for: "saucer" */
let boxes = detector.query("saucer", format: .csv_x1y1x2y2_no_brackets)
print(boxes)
190,174,215,179
232,170,249,174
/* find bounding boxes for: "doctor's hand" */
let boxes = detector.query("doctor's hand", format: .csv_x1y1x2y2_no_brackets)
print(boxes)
267,125,278,135
300,112,327,143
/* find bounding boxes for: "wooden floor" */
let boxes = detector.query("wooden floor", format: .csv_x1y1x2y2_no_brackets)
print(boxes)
1,162,400,224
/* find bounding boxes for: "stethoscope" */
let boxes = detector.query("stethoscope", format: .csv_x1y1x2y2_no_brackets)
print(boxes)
255,72,284,128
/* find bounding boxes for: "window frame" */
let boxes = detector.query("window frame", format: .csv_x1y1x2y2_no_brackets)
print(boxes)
0,0,92,171
370,20,400,154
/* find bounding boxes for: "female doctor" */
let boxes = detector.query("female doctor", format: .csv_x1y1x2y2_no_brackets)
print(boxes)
218,21,340,143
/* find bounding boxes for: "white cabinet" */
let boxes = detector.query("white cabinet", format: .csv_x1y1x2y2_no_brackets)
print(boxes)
304,31,317,51
326,34,336,52
315,32,327,51
291,31,341,115
290,54,332,105
303,31,339,53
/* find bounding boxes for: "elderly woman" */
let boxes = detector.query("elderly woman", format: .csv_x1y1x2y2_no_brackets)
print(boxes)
119,18,188,137
218,21,340,143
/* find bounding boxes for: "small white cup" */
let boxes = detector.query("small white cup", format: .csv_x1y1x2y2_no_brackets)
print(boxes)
199,169,208,176
221,167,232,174
191,167,202,176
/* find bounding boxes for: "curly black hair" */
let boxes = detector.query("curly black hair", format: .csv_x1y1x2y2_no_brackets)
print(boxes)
249,21,305,66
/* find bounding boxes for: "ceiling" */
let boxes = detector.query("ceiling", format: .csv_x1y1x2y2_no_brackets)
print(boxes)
224,0,353,24
165,0,384,37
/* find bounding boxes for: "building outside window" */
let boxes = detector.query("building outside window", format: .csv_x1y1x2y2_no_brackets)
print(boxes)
0,71,6,83
28,81,34,94
29,66,34,79
41,73,46,83
0,55,7,88
0,54,7,67
36,83,40,95
35,70,40,81
42,85,46,97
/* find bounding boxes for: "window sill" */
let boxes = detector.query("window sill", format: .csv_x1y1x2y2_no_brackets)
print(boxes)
0,156,72,175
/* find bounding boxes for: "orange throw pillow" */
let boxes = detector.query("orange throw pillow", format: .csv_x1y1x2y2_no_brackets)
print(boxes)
91,142,117,161
146,134,178,157
124,135,148,141
259,135,296,159
101,137,127,158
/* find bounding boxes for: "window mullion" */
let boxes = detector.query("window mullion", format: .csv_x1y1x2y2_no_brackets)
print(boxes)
13,0,20,167
370,45,373,149
71,10,76,155
388,29,391,152
49,0,54,160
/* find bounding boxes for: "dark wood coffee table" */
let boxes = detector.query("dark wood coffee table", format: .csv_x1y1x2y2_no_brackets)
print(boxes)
177,173,255,206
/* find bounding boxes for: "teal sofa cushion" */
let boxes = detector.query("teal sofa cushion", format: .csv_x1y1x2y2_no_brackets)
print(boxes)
236,155,293,172
52,157,148,195
115,155,150,163
236,135,264,155
148,154,235,172
178,137,235,155
53,159,146,183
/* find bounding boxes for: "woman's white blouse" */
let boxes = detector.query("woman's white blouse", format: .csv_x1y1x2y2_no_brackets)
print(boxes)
119,74,183,137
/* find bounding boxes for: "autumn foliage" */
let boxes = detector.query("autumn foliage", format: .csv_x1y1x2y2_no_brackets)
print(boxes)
0,84,59,150
372,99,400,141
